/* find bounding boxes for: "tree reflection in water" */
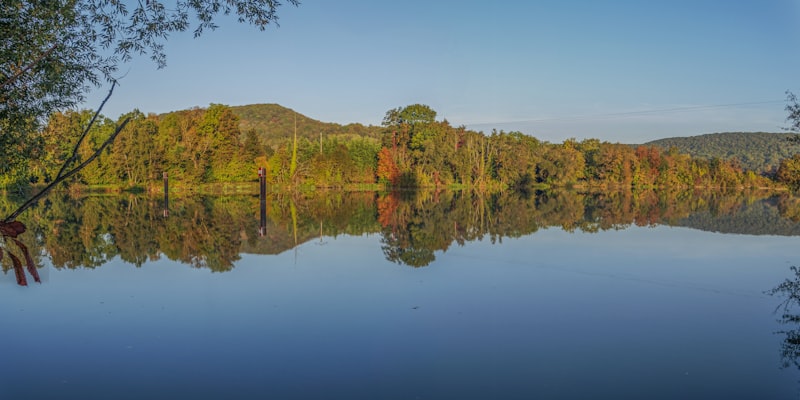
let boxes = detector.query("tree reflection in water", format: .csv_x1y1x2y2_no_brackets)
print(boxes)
2,189,800,278
767,266,800,370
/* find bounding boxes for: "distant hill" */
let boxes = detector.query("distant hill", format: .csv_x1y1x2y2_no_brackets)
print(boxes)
644,132,800,173
230,104,383,147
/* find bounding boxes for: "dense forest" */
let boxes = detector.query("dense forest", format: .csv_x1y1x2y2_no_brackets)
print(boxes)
4,103,797,191
2,189,798,274
231,103,383,147
645,132,800,174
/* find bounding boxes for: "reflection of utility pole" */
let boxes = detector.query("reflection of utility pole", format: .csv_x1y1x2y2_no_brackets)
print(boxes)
258,167,266,237
162,172,169,218
317,220,327,246
290,198,299,266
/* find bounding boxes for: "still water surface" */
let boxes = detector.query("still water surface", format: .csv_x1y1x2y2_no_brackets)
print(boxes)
2,190,800,399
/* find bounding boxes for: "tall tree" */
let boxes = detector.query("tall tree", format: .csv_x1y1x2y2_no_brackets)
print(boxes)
786,91,800,133
382,104,437,126
28,111,88,185
201,104,248,181
109,111,158,186
377,147,400,186
776,154,800,187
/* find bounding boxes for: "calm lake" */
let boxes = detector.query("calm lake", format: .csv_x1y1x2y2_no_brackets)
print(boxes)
2,189,800,399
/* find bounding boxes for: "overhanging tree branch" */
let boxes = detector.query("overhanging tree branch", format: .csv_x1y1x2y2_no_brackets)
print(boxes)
55,79,118,180
4,115,131,223
0,43,59,90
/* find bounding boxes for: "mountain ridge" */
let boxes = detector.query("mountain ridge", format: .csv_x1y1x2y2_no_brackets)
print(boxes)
643,131,800,173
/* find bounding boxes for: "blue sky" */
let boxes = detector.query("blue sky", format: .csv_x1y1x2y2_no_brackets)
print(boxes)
85,0,800,143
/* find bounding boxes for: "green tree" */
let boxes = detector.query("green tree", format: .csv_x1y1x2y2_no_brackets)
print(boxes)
786,91,800,133
1,0,99,181
490,130,541,188
77,115,117,185
28,111,89,185
153,112,186,181
538,140,585,186
380,104,440,187
109,111,158,186
201,104,250,182
243,129,265,161
777,154,800,187
346,138,379,184
382,104,437,126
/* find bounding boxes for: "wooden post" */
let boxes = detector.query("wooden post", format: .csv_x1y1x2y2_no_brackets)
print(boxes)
258,167,266,236
162,172,169,218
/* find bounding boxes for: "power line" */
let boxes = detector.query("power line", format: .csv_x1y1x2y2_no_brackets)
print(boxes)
466,100,786,126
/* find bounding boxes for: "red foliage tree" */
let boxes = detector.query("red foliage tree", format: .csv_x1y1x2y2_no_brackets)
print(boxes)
376,147,400,186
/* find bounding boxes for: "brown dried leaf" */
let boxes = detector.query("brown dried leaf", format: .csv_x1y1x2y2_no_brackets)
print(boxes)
13,239,39,283
0,221,26,238
7,250,26,286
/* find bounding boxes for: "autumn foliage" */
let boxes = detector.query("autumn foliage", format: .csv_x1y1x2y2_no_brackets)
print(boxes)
376,147,400,186
2,103,787,191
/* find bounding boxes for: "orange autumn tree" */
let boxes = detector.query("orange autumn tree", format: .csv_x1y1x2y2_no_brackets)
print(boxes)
376,147,400,186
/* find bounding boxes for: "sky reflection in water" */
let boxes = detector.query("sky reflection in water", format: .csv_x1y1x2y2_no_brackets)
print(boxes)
3,222,799,399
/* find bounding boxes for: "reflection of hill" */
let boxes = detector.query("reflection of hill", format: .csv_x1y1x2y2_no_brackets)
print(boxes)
3,189,799,273
239,191,381,255
238,221,306,255
373,190,800,267
675,197,800,236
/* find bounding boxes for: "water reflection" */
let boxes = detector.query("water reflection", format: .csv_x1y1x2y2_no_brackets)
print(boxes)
768,266,800,371
2,189,800,274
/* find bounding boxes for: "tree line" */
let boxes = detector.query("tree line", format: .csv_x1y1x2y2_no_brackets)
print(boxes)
4,103,795,191
12,105,382,189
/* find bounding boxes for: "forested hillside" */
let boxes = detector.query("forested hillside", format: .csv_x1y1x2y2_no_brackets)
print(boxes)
645,132,800,173
230,104,382,147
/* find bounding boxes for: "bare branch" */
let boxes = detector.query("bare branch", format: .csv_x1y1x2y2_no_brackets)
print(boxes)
55,80,118,180
4,116,131,223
